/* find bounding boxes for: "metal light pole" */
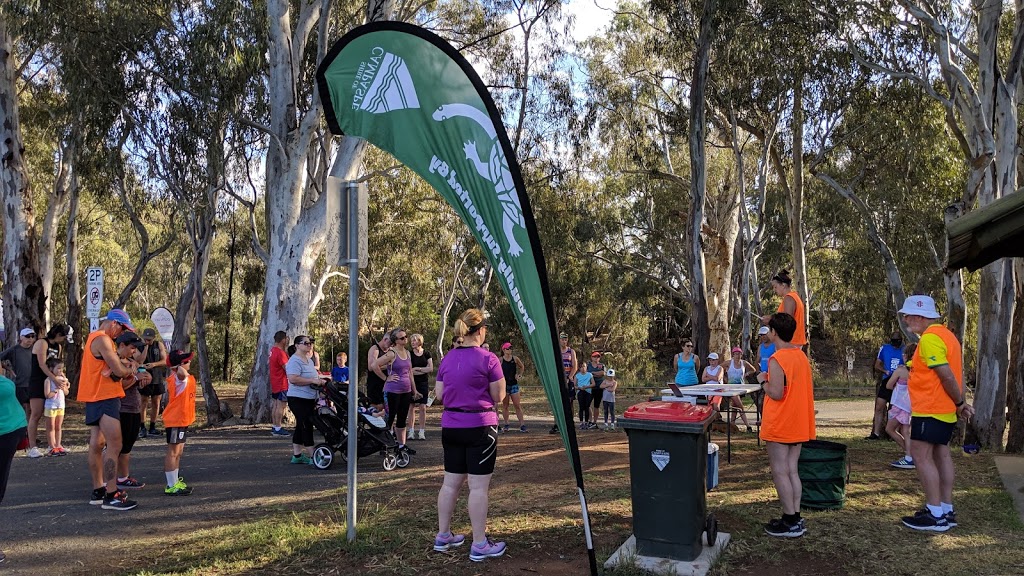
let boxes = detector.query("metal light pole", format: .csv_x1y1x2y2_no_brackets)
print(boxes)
345,180,360,543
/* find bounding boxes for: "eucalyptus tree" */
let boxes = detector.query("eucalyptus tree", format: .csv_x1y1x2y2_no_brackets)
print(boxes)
0,5,45,342
853,0,1020,448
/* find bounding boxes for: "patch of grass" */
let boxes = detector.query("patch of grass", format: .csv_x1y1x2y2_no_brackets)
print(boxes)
119,396,1024,576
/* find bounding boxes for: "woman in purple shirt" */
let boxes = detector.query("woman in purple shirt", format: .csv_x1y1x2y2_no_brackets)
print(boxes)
433,308,507,562
375,328,421,458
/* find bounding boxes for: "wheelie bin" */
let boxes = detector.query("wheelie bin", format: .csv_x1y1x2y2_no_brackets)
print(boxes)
619,401,717,561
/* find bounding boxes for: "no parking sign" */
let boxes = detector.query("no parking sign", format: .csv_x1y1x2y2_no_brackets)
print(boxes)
86,267,104,331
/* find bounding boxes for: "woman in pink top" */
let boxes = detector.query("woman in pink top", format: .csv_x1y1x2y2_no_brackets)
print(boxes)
432,308,507,562
375,328,421,457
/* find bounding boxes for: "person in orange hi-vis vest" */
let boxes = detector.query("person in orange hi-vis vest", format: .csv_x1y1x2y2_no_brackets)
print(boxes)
78,309,152,512
162,350,197,496
761,270,807,352
896,295,974,533
756,312,816,538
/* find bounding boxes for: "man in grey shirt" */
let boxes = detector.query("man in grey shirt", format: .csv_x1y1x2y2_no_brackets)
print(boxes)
0,328,39,409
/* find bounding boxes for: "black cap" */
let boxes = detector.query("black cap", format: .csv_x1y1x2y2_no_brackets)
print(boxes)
168,349,194,367
142,328,157,339
115,332,145,351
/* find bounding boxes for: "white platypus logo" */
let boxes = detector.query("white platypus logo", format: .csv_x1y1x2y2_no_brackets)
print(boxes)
432,103,526,257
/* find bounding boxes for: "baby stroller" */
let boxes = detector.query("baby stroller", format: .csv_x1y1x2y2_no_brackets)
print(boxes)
308,382,406,471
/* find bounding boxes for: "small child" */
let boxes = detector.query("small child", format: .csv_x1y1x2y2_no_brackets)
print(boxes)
574,363,594,429
332,352,349,384
43,358,69,456
886,344,916,470
600,369,618,430
162,350,197,495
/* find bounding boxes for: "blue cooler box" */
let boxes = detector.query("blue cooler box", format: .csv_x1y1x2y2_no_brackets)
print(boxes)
707,443,719,491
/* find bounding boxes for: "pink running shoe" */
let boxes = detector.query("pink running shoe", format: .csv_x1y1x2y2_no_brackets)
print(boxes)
469,538,506,561
433,532,466,552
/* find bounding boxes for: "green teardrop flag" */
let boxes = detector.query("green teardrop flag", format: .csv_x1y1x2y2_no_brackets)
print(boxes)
316,22,596,575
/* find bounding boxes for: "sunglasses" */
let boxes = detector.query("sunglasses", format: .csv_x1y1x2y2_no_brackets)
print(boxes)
299,340,313,346
684,344,693,348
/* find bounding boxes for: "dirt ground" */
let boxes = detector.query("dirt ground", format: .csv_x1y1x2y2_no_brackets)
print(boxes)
0,396,920,576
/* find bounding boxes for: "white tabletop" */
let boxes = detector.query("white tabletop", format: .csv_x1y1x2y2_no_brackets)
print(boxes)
660,384,761,398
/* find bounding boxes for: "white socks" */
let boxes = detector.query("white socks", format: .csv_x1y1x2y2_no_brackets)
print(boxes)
166,469,179,487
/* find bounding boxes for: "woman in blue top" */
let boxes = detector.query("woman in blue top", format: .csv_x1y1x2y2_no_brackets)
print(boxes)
1,372,29,563
756,326,776,373
673,339,700,386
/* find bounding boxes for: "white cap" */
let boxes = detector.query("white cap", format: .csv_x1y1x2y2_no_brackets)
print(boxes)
758,326,770,335
898,295,941,319
606,369,616,377
19,328,36,337
707,352,719,360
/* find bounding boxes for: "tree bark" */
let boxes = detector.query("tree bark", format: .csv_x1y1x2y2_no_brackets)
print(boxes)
1007,258,1024,453
787,77,810,349
39,134,76,326
685,0,715,356
942,202,967,342
0,15,45,343
64,172,83,392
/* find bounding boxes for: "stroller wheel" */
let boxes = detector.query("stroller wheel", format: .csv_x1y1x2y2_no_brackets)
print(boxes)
382,453,398,471
312,443,334,470
397,451,411,468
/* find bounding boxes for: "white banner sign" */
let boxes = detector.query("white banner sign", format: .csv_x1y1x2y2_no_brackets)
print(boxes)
151,307,175,344
85,267,104,319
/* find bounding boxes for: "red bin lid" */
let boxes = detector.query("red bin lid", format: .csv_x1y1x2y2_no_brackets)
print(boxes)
622,401,714,422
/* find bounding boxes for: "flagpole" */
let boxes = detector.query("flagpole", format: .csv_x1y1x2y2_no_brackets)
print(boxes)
346,181,360,542
560,369,599,576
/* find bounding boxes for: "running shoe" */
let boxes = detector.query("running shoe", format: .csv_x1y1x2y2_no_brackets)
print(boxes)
291,454,312,465
469,539,506,561
418,429,426,440
26,447,43,458
549,425,558,435
764,518,805,538
520,425,528,433
271,427,290,437
945,510,958,528
165,479,193,496
901,508,950,532
117,477,146,489
865,433,881,440
89,487,105,505
47,448,61,457
503,424,510,433
890,457,915,470
138,427,147,439
148,426,159,436
433,532,466,552
399,444,417,456
101,490,138,511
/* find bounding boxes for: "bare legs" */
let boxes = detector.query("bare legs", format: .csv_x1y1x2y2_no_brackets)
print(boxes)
272,398,286,430
27,399,44,449
501,393,524,427
45,414,63,451
871,397,887,437
910,441,953,507
766,442,802,515
437,471,493,545
89,415,123,493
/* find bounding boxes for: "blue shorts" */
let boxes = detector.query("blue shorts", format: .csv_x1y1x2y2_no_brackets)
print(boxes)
507,384,520,395
272,391,287,402
85,398,121,426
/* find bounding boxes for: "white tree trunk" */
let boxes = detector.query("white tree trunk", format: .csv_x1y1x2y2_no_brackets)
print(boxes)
39,136,76,325
0,16,45,342
787,78,810,346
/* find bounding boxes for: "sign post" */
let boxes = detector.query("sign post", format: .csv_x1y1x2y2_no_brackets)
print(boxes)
85,267,104,332
345,180,363,543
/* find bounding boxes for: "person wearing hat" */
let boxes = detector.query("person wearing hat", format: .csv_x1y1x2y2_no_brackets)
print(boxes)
113,332,148,490
0,328,38,432
162,350,197,495
499,342,526,433
587,351,607,428
599,368,619,430
78,309,147,510
726,346,756,432
549,332,577,435
755,326,775,374
897,295,973,532
138,328,168,439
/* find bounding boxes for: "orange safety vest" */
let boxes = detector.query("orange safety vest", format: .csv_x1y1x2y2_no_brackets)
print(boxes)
760,347,816,444
908,324,963,415
777,290,807,346
162,373,197,428
76,330,125,403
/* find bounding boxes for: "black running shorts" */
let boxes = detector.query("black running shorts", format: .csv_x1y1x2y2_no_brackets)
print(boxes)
876,375,894,403
910,416,955,445
166,427,189,445
442,425,498,476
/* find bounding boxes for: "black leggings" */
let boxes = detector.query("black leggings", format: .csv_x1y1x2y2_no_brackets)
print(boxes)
386,391,412,429
577,390,592,423
1,427,27,504
287,397,316,448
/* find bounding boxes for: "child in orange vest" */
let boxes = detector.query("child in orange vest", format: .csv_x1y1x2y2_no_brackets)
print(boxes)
162,350,197,495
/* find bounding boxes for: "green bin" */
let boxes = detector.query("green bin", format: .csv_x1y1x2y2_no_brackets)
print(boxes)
619,401,716,561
